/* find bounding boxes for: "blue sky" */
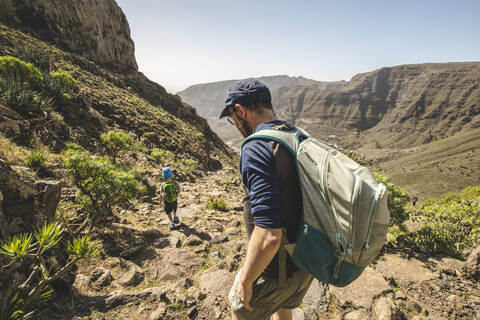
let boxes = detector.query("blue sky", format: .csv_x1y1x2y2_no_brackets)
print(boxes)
116,0,480,93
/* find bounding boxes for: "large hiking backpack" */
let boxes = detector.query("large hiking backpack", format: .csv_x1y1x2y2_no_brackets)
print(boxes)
242,127,390,287
162,181,178,203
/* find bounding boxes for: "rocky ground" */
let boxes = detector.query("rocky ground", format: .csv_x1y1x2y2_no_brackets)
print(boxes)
35,168,480,320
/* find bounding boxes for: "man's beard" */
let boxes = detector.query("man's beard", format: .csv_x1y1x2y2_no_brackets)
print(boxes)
236,117,253,138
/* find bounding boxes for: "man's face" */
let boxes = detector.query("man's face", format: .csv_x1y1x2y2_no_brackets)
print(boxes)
228,105,252,138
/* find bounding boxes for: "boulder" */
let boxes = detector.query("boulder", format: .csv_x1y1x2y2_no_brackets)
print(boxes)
373,296,401,320
375,253,435,283
117,262,144,287
462,246,480,280
184,234,203,247
344,309,369,320
199,270,235,298
146,248,203,281
0,160,61,234
328,267,390,309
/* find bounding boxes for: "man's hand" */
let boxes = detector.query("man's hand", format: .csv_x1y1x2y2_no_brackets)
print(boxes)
237,277,254,311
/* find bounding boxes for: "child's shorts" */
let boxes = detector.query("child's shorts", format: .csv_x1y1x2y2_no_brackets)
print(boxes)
164,201,178,214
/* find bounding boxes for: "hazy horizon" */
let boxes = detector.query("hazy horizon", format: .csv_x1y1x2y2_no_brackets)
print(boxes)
117,0,480,93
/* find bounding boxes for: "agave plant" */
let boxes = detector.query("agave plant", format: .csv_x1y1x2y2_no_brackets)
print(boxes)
0,233,35,260
0,222,99,319
34,222,64,254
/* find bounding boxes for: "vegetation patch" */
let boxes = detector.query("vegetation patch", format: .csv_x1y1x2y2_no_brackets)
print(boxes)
0,222,98,319
206,195,227,212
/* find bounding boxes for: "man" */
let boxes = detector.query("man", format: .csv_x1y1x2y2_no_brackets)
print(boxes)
220,79,313,320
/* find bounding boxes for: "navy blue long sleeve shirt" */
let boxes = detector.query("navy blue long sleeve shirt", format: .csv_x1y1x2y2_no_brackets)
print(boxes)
240,120,287,229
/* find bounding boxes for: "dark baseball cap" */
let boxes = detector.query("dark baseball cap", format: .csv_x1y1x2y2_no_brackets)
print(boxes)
219,79,271,119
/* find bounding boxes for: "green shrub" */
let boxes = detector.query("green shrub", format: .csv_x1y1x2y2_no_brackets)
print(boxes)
14,45,52,74
25,148,47,170
182,159,198,175
206,195,227,212
0,222,98,319
407,186,480,258
100,131,133,164
373,172,410,226
0,56,43,85
150,148,174,164
43,71,79,106
62,146,145,227
0,57,53,116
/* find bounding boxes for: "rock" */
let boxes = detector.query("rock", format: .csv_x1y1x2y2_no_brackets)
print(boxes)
187,306,198,319
406,300,422,314
209,251,223,260
303,279,328,310
74,274,90,288
184,234,203,246
292,307,304,320
177,207,196,219
211,233,229,243
90,267,113,287
149,302,167,320
375,253,435,283
344,309,369,320
0,160,61,234
462,246,480,280
0,0,138,72
224,227,239,236
373,296,398,320
199,270,235,298
329,267,390,309
146,248,203,281
117,262,144,287
194,243,209,253
142,229,163,240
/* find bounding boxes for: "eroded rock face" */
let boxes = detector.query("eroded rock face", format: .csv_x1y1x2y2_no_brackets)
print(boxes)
0,160,58,235
0,0,137,72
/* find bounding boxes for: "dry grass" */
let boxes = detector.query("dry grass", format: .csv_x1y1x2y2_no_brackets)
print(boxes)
0,133,28,164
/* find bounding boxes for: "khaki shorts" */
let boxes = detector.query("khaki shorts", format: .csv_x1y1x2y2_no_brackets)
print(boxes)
228,268,313,320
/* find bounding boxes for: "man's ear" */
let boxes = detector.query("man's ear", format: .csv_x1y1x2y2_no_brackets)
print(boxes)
235,104,247,118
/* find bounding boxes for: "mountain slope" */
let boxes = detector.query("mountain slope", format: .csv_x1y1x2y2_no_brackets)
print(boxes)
179,63,480,149
177,75,346,119
365,127,480,199
0,23,233,169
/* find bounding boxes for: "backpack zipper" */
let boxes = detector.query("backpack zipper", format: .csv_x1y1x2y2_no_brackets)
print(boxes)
362,184,386,250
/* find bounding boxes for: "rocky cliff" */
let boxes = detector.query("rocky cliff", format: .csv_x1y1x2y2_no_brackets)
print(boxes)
179,63,480,149
177,75,346,119
0,0,137,72
278,63,480,147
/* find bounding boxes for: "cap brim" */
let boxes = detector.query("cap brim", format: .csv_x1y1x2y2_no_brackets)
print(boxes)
219,106,231,119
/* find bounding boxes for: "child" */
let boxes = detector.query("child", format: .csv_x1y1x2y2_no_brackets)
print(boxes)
160,167,181,230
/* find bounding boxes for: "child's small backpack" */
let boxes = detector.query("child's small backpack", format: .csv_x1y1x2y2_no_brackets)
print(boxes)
162,181,178,203
242,127,390,287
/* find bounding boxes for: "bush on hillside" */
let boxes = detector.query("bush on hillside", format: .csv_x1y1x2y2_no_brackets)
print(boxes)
0,56,43,84
14,45,52,74
62,145,145,228
206,195,227,212
373,172,410,227
0,222,98,319
100,131,133,164
25,148,47,171
150,148,174,164
407,186,480,258
43,71,79,106
182,159,199,175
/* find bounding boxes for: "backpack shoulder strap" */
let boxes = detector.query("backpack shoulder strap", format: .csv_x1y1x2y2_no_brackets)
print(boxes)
241,127,310,157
